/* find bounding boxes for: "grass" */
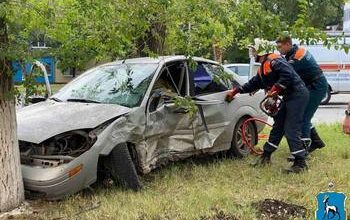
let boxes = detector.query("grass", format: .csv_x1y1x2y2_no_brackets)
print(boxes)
7,124,350,220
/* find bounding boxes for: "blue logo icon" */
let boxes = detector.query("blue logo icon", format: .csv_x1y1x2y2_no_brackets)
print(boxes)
316,192,347,220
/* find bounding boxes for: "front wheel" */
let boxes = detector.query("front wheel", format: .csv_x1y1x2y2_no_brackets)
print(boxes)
228,117,257,158
107,143,143,190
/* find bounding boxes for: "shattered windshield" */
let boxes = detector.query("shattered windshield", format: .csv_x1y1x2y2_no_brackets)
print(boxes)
52,63,158,107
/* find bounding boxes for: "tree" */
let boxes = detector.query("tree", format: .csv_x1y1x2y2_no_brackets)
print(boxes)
0,1,24,212
259,0,345,29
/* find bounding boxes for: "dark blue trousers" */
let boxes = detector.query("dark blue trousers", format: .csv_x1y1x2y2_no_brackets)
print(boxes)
301,75,328,139
263,85,310,159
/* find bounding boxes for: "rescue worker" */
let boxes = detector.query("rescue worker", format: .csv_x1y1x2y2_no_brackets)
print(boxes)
276,35,328,154
226,39,310,173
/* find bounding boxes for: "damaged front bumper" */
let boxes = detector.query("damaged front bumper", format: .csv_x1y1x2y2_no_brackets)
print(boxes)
22,163,83,199
22,161,96,200
21,145,100,200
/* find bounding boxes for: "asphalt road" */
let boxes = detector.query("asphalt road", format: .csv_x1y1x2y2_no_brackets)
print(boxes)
312,94,350,124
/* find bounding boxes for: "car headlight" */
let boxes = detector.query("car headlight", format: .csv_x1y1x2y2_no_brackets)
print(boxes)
20,130,96,167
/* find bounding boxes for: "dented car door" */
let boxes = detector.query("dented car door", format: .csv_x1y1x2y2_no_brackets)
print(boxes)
143,60,198,168
190,62,232,150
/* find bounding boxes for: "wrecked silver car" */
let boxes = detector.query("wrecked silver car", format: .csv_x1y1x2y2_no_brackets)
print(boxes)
17,56,267,199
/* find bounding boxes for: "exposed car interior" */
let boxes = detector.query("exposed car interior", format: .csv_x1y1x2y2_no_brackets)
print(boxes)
149,61,188,112
192,63,228,96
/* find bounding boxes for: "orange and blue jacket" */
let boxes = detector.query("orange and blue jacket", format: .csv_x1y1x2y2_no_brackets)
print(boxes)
285,44,323,85
239,53,305,96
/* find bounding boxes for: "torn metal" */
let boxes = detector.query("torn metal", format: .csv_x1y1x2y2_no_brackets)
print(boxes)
17,56,268,199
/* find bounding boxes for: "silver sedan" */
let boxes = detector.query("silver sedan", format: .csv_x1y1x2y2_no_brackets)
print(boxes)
17,56,267,199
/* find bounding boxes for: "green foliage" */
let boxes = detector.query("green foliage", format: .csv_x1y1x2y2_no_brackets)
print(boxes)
231,0,286,48
21,67,47,102
4,0,347,68
173,96,198,118
1,0,348,103
211,66,233,86
187,56,198,72
258,0,344,28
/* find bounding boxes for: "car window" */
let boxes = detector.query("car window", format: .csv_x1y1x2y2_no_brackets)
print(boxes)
148,61,188,112
52,63,158,107
236,66,250,76
192,63,228,95
153,61,187,96
227,66,237,74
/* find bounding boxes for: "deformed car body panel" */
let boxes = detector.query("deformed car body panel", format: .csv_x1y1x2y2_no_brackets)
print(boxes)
17,100,131,143
18,56,268,199
23,147,99,199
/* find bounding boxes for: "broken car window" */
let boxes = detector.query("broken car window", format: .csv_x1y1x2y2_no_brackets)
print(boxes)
52,63,158,107
149,61,187,112
192,63,228,95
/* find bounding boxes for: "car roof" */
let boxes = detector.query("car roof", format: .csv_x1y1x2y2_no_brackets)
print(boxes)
102,55,219,66
224,63,250,67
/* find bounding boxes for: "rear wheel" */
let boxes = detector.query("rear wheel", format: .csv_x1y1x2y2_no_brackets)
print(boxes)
228,117,257,158
320,88,331,105
107,143,143,190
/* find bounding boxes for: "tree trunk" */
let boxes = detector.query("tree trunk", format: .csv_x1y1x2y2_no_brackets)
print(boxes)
0,12,25,213
212,43,223,64
136,20,167,57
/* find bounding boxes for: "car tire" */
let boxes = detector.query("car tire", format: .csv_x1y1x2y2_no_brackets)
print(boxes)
320,88,331,105
108,143,143,190
227,117,257,158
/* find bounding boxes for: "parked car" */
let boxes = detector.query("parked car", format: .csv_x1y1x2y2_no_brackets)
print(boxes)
224,63,260,83
18,56,267,199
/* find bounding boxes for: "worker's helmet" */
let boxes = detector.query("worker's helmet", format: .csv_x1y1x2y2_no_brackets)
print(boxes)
248,38,275,56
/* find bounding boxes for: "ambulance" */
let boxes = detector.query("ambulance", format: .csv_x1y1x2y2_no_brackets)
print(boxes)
306,38,350,104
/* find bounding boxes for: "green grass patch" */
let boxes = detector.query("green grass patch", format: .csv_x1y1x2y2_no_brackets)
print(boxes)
13,124,350,220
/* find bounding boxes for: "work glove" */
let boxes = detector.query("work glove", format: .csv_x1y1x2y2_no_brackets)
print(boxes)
267,85,282,97
225,87,240,102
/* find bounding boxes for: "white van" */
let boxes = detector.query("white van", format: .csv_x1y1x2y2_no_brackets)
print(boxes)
306,41,350,104
226,41,350,105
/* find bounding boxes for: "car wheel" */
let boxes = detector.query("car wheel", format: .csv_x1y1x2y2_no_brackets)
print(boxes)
320,88,331,105
228,117,257,158
108,143,143,190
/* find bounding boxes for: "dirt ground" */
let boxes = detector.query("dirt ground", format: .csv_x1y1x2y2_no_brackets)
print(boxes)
253,199,307,220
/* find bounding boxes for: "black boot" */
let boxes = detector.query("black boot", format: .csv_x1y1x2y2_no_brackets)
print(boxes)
287,140,310,162
308,127,325,153
251,151,272,167
284,157,308,174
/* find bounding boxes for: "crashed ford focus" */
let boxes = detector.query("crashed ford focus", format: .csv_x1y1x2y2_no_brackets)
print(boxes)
17,56,267,199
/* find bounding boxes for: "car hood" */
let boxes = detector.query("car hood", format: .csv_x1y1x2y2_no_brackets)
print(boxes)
17,100,132,144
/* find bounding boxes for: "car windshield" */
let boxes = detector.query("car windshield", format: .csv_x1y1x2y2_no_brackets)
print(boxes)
52,63,158,107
